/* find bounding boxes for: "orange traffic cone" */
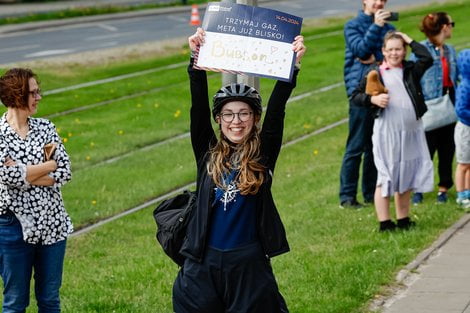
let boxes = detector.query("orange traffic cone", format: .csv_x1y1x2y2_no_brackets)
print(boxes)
189,4,201,26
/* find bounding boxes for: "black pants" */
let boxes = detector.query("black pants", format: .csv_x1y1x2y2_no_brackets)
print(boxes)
425,122,456,189
424,87,457,190
173,242,288,313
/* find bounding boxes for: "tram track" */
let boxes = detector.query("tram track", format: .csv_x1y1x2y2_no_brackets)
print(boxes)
45,29,347,235
66,35,470,236
71,82,347,236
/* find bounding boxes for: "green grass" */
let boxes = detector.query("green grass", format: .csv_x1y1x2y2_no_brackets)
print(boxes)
0,0,469,312
59,123,463,313
63,137,195,226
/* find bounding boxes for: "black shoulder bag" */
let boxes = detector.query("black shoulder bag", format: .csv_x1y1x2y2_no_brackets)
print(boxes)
152,190,196,266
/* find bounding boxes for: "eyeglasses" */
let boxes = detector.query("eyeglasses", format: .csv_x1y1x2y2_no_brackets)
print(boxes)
448,22,455,27
219,111,253,123
29,89,42,98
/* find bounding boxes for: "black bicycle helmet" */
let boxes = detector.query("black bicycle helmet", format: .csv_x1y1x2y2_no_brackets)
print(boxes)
212,83,262,119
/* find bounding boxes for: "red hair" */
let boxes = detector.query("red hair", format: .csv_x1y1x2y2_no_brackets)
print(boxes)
420,12,450,43
0,68,37,109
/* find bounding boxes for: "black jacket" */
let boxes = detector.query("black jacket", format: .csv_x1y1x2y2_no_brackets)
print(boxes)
180,59,298,263
351,41,433,119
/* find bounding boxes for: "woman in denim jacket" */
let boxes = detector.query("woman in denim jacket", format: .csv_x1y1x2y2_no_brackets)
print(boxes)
410,12,458,204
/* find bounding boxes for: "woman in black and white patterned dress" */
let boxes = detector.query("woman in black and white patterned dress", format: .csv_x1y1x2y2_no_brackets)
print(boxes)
0,68,72,313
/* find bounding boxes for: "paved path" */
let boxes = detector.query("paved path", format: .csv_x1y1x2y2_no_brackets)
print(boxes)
379,214,470,313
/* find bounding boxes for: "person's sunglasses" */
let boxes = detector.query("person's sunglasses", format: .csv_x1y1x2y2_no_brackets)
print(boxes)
448,22,455,27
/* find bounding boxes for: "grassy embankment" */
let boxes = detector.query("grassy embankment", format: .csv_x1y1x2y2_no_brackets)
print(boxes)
0,0,469,312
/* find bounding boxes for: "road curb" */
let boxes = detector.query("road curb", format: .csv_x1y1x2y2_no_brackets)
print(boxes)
0,0,276,35
397,213,470,281
370,213,470,311
0,4,199,34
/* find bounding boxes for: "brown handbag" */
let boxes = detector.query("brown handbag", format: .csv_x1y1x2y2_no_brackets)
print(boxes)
43,143,57,161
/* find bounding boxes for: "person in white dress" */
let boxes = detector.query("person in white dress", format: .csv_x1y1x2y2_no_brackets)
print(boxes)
351,31,434,231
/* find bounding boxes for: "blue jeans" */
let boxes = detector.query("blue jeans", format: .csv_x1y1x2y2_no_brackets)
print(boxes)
339,104,377,203
0,212,66,313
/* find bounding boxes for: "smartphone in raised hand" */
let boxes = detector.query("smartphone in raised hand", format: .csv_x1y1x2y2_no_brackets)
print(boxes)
385,12,399,21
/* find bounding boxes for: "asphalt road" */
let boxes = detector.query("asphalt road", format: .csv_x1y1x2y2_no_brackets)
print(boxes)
0,0,448,64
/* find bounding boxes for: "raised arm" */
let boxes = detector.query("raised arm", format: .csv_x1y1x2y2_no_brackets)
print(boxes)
395,32,433,77
260,35,306,170
188,28,216,163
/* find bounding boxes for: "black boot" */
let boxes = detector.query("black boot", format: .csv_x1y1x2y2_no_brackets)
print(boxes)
397,217,416,230
379,220,396,232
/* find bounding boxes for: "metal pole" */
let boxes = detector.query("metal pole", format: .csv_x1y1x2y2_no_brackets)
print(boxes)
221,0,237,86
221,0,260,91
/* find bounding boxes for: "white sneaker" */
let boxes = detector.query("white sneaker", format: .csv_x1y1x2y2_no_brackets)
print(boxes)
457,198,470,209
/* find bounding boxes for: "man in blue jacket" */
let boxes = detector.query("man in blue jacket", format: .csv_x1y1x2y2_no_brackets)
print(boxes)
339,0,395,208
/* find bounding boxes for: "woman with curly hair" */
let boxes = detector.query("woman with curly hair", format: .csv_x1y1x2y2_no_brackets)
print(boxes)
0,68,72,313
171,27,306,312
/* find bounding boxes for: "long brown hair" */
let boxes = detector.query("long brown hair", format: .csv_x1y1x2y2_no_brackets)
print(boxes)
207,121,265,195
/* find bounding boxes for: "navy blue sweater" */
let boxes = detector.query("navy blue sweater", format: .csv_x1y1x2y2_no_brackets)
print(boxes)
344,10,395,97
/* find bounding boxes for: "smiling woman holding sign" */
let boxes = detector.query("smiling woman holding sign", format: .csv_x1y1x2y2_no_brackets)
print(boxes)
171,27,305,313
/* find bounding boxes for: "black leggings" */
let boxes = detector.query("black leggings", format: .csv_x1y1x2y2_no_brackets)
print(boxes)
424,87,456,189
173,242,288,313
425,122,455,189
